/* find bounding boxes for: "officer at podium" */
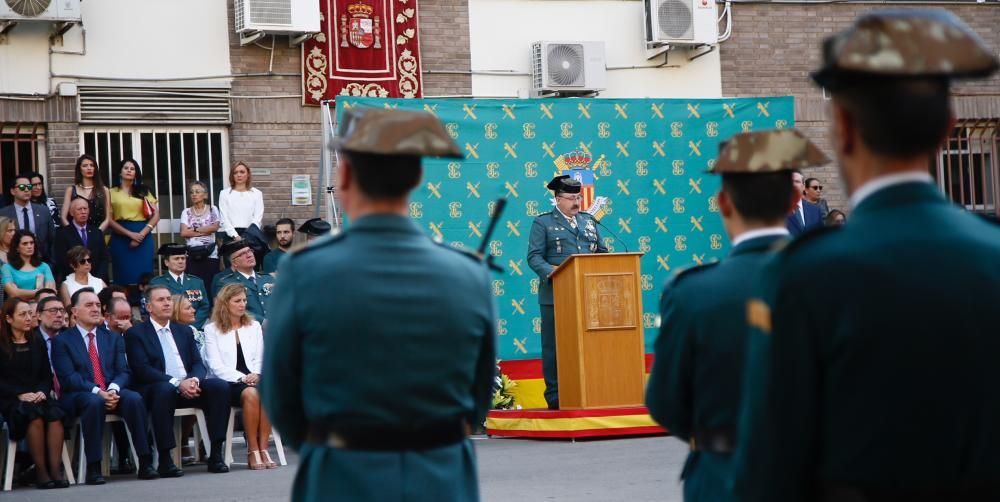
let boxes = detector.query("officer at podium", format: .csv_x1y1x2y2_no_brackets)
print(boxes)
646,129,829,502
527,175,607,409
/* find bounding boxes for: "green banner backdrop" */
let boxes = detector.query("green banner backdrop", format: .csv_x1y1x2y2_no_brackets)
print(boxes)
337,97,795,361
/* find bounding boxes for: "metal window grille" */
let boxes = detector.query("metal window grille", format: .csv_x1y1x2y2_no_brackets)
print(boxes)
934,119,999,219
0,123,46,189
80,128,230,249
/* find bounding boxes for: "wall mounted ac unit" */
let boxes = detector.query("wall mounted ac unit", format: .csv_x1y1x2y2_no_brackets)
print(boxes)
0,0,81,22
644,0,718,48
235,0,319,38
531,41,607,98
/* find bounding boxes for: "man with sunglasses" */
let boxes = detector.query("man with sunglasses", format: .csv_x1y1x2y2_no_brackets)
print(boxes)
802,177,829,220
54,196,110,282
527,175,608,410
1,174,57,262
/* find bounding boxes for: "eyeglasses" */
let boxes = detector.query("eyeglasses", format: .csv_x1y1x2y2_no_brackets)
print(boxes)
42,307,66,315
31,182,43,188
77,258,92,264
14,184,32,191
809,185,823,191
558,195,582,201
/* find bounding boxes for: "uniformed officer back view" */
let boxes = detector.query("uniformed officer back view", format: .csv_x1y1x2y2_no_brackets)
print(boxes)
732,10,1000,502
261,108,496,501
646,129,829,502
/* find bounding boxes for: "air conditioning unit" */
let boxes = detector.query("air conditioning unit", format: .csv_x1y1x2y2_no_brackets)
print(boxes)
531,41,607,98
644,0,718,48
235,0,319,36
0,0,81,22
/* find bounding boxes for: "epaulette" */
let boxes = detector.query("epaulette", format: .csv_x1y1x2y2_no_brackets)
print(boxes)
668,261,720,286
435,241,485,263
781,225,841,256
289,231,346,257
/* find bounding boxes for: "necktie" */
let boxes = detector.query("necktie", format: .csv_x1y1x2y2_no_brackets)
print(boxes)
47,338,60,398
567,216,577,230
795,205,804,226
79,226,88,246
87,332,106,390
21,207,30,232
159,328,185,379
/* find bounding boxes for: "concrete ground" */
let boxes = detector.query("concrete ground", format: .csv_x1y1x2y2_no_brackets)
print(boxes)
3,434,688,501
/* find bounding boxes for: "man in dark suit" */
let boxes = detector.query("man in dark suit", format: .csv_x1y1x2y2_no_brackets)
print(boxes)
733,11,1000,501
1,173,57,260
51,288,157,484
646,129,829,502
124,284,230,476
785,169,823,236
53,196,109,282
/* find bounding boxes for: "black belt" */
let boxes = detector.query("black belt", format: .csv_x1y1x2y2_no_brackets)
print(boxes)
818,481,1000,502
689,428,736,454
306,419,468,452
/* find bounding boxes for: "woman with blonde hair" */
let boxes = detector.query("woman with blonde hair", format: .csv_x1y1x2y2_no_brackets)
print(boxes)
171,294,207,362
203,283,275,470
0,216,15,264
218,161,263,243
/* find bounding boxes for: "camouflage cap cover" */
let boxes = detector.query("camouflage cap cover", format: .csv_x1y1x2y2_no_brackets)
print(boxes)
333,107,463,158
812,9,999,90
711,129,830,174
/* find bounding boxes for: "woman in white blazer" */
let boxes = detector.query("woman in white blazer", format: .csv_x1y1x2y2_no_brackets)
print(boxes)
204,283,275,470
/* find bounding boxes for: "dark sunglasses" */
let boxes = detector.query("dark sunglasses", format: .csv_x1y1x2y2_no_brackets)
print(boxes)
809,185,823,191
14,184,32,191
78,258,92,264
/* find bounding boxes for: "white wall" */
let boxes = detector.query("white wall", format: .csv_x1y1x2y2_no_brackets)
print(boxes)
468,0,722,99
0,0,232,95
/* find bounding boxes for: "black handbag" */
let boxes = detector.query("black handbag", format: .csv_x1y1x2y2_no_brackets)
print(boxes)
187,242,216,260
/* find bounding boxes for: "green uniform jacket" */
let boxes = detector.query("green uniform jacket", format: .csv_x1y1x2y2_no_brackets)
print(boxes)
733,182,1000,501
261,214,496,502
646,234,786,502
262,249,285,275
149,273,210,329
527,210,607,305
212,270,274,323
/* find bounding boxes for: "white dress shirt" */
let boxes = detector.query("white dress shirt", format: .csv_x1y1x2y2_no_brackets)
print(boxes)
150,319,189,386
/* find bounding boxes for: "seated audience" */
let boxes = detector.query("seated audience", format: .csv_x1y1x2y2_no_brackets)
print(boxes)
204,284,274,470
0,298,69,489
149,244,210,329
2,230,56,301
124,285,231,476
50,288,157,484
172,294,207,364
54,196,109,282
825,209,847,226
59,246,106,306
101,295,137,474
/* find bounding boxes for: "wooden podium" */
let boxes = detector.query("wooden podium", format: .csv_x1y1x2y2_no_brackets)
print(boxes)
550,252,646,409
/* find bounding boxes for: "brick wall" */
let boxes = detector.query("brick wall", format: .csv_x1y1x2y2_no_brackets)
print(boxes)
226,0,472,227
720,2,1000,215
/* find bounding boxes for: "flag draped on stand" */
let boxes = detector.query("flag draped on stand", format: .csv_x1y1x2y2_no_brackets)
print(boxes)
302,0,423,106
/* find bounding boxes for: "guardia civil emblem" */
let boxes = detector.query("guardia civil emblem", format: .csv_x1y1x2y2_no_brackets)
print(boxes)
340,1,382,49
554,150,596,210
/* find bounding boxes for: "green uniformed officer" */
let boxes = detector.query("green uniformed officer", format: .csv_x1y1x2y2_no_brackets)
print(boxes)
213,240,274,323
261,218,295,275
148,243,211,329
261,107,496,501
527,175,607,409
645,129,829,502
732,11,1000,502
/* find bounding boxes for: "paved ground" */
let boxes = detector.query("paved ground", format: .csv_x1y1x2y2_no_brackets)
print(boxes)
4,435,687,501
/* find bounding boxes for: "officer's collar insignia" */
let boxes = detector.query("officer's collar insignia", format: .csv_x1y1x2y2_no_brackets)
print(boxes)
185,290,203,303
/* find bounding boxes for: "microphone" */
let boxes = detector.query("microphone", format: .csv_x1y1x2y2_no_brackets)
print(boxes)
592,216,629,253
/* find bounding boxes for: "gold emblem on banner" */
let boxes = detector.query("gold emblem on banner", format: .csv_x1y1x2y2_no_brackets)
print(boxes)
672,160,685,176
650,103,665,119
690,216,704,232
529,278,539,295
635,160,648,177
614,103,629,119
656,254,670,271
467,221,482,238
671,121,684,138
710,234,723,250
741,120,753,132
673,197,685,213
598,122,611,139
447,162,461,179
639,236,651,253
524,161,538,178
408,202,423,218
643,313,658,329
618,217,632,234
446,123,459,139
508,259,524,276
502,104,517,120
756,101,770,117
641,274,654,291
560,122,574,139
510,299,526,315
636,198,649,215
484,123,498,140
577,102,591,119
654,216,669,233
486,162,500,179
706,121,719,137
522,123,536,139
490,240,503,257
448,202,462,219
688,140,702,157
708,195,720,212
532,317,541,334
539,103,554,119
634,122,647,138
497,319,508,336
653,178,667,196
513,338,528,354
775,119,788,129
492,280,505,296
526,200,540,217
652,140,666,157
686,103,701,119
674,235,687,251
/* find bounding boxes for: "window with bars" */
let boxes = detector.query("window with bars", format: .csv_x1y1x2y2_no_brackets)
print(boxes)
933,120,999,219
0,124,46,190
80,129,229,238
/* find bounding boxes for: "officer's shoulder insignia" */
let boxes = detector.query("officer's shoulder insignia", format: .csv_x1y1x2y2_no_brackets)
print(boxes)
746,298,772,334
782,225,841,256
668,261,719,286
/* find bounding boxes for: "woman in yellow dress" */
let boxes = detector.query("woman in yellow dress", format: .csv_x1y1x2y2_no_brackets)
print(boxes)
108,158,159,285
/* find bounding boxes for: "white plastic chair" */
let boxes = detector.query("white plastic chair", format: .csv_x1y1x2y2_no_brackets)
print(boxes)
223,408,286,467
2,420,75,491
72,414,140,483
